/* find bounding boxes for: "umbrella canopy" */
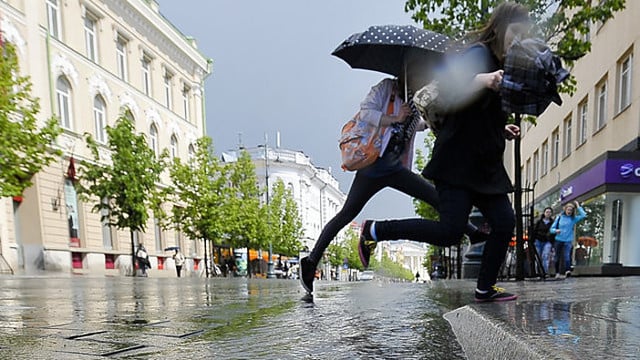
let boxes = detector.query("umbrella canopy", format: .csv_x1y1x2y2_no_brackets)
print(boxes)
164,246,180,252
332,25,450,79
578,236,598,248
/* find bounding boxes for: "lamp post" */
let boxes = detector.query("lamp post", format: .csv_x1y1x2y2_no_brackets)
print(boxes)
262,136,276,279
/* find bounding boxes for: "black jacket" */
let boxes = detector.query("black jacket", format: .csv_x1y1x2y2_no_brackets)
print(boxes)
423,44,513,194
533,217,555,244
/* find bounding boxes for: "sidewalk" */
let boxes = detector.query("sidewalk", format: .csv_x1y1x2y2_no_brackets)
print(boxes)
441,276,640,360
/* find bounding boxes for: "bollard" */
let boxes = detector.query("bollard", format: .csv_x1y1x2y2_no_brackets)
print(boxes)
462,208,485,279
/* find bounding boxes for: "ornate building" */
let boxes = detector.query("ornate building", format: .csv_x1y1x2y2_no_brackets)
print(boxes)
222,144,347,253
0,0,210,275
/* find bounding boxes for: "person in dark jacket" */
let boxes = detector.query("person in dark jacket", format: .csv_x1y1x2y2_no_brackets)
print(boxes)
533,207,555,275
359,2,531,303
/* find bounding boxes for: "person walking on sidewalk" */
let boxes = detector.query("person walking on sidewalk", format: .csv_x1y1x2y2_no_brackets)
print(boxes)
550,200,586,277
136,244,150,277
357,2,531,303
299,73,487,295
173,249,185,277
533,207,555,276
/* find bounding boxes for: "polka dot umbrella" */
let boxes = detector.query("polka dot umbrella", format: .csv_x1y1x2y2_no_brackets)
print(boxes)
332,24,450,80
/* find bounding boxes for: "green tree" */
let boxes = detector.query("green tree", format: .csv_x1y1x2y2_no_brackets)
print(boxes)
226,150,262,252
168,137,228,274
405,0,625,92
326,242,347,268
267,180,303,257
0,42,61,197
77,114,166,275
405,0,625,61
413,132,439,221
376,252,416,281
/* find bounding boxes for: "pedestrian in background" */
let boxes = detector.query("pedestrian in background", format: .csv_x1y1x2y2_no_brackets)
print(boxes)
358,2,530,303
136,244,150,277
533,207,555,276
550,200,586,278
173,249,185,277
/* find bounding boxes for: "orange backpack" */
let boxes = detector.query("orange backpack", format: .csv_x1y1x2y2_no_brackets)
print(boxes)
339,96,394,171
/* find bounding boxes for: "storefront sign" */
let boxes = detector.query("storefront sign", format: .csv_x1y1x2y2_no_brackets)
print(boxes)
607,160,640,183
560,159,640,202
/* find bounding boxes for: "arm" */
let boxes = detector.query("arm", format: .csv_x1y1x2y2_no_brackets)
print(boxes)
575,202,587,223
359,79,408,127
550,216,560,235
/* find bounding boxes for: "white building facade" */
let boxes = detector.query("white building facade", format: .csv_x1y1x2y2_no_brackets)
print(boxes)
378,240,429,281
0,0,210,275
222,145,347,252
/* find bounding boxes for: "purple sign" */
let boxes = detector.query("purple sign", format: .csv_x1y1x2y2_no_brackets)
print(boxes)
560,159,640,202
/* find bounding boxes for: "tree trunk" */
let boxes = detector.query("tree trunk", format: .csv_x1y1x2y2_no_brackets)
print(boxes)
131,230,136,277
203,237,209,278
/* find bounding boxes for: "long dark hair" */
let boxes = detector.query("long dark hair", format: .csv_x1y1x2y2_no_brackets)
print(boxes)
539,206,553,221
467,2,530,61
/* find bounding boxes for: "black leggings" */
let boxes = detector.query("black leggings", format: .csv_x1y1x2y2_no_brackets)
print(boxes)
374,183,516,290
308,168,473,263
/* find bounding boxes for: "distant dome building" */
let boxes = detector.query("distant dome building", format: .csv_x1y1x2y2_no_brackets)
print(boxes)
222,145,347,252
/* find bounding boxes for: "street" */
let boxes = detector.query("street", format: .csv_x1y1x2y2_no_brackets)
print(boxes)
0,276,464,359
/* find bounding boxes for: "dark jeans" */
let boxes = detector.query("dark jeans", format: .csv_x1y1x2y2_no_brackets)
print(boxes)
554,241,573,274
309,168,441,264
375,183,515,291
176,265,183,277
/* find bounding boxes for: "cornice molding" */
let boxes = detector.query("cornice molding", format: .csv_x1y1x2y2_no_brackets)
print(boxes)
103,0,209,79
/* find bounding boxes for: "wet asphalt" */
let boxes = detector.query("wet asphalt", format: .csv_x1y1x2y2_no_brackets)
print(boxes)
0,275,638,359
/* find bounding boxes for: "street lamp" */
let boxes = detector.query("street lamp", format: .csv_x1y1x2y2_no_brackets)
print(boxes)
261,137,276,279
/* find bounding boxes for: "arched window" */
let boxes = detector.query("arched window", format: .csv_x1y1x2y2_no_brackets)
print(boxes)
55,76,73,129
188,144,195,161
170,134,178,159
149,124,159,156
93,95,106,143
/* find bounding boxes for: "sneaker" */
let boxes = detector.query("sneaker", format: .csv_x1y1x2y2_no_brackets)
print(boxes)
474,285,518,303
299,257,315,294
358,221,377,268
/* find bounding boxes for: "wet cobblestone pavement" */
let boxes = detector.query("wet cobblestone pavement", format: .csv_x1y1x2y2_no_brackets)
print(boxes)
0,276,465,359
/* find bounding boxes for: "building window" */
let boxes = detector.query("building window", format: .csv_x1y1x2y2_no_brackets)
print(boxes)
578,99,588,145
101,197,112,249
93,95,107,143
84,15,98,62
154,218,162,252
552,128,559,168
618,53,632,112
55,76,72,130
142,55,151,96
164,71,173,110
170,134,178,159
116,36,128,81
533,150,539,183
596,79,607,131
182,86,190,121
149,124,159,157
525,158,531,187
541,140,549,176
188,144,195,161
46,0,61,39
563,114,572,157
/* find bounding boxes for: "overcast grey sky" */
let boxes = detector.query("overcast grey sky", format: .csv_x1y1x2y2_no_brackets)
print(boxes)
157,0,428,222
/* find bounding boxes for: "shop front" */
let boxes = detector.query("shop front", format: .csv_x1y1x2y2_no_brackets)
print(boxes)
534,152,640,276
